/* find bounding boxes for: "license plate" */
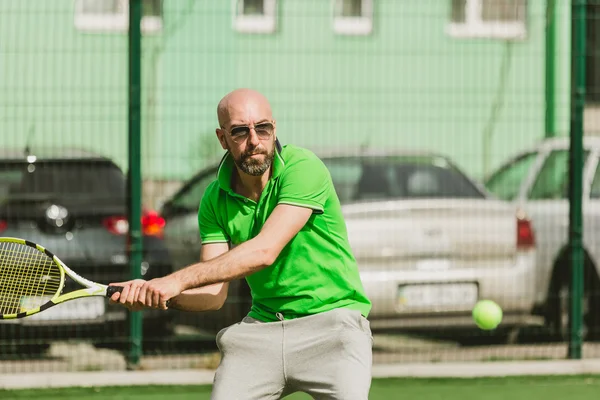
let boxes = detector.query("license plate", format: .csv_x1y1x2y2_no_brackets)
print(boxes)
397,283,478,310
21,296,106,321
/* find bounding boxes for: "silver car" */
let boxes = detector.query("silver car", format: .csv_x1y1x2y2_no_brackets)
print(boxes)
486,137,600,340
161,150,538,334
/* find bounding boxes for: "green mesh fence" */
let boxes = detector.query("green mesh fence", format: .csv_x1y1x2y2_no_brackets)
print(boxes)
1,0,600,378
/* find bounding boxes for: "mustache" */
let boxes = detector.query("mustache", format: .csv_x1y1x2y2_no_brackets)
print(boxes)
242,149,268,158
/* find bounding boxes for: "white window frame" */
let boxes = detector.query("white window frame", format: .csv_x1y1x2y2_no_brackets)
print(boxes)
233,0,277,34
333,0,373,36
447,0,526,40
74,0,162,34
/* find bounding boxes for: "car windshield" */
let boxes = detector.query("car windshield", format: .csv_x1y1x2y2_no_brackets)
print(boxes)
0,161,125,202
323,155,485,204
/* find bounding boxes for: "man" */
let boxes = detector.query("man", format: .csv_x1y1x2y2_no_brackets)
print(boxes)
111,88,373,399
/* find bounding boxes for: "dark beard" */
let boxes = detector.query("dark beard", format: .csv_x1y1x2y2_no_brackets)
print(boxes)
233,147,275,176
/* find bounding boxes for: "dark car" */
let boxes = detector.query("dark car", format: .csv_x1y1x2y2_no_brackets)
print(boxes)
0,149,174,354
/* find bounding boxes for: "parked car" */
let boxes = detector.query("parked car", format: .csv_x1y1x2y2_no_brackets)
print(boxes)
161,149,538,334
0,148,174,353
485,136,600,341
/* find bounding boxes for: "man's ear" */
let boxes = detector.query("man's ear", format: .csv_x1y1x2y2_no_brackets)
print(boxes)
216,129,228,150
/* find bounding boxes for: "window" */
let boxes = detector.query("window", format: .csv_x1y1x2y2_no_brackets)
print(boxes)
162,168,218,217
333,0,373,36
448,0,526,39
0,161,125,205
74,0,162,34
528,150,590,200
484,152,537,201
233,0,277,34
589,162,600,199
587,1,600,103
324,155,485,204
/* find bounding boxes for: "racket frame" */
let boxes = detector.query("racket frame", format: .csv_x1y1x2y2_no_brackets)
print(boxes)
0,237,114,320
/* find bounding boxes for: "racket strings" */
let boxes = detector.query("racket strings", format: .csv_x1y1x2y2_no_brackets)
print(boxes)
0,242,61,315
0,249,60,313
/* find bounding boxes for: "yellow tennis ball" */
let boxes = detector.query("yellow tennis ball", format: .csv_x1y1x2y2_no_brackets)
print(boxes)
472,300,503,330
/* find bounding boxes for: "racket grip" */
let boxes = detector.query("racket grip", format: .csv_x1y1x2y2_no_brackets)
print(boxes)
106,285,124,297
105,285,171,308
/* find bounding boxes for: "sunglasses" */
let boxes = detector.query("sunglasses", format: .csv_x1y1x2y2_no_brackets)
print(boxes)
224,122,275,144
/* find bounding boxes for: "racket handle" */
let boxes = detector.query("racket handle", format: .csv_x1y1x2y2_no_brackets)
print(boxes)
106,285,124,297
106,285,171,308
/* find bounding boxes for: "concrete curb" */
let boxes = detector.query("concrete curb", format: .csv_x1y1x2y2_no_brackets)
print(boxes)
371,359,600,378
3,360,600,390
0,369,216,389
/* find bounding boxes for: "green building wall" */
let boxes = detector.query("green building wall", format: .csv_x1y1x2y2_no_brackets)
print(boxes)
1,1,571,189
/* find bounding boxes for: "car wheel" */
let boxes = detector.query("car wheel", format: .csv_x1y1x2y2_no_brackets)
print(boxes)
93,315,175,353
0,343,51,359
546,261,600,342
141,314,176,353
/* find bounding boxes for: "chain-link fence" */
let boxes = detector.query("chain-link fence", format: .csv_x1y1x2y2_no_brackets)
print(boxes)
1,0,600,377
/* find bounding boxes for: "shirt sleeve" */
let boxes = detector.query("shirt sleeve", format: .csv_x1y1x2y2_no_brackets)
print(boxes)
197,183,229,244
277,152,330,214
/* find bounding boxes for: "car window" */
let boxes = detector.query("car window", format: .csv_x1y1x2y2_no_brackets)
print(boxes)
0,170,23,202
589,160,600,199
0,161,125,202
168,169,217,213
485,152,537,201
323,156,485,204
528,150,590,200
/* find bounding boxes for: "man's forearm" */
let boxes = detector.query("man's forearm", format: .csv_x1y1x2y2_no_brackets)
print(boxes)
168,284,226,312
171,239,273,291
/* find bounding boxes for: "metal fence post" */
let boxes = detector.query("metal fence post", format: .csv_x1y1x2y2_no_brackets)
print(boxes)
545,0,557,138
568,0,586,360
128,0,143,368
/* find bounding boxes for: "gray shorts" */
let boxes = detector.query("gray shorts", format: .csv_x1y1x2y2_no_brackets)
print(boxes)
210,307,373,400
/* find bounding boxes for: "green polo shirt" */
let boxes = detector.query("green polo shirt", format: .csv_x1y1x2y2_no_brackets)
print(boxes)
198,144,371,322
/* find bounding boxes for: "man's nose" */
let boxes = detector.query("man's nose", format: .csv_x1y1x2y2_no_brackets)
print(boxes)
247,128,261,146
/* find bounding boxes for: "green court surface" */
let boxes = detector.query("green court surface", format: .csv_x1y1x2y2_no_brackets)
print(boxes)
3,375,600,400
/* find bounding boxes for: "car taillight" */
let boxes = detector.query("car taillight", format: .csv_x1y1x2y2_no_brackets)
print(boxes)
517,217,535,250
102,211,165,238
102,216,129,236
0,220,6,232
141,210,166,238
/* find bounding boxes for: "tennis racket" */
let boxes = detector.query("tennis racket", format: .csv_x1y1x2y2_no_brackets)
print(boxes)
0,237,123,319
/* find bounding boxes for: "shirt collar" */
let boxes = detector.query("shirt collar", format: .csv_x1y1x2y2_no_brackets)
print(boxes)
217,139,285,191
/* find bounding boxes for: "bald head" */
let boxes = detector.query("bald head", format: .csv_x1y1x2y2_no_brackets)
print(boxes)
215,89,277,177
217,88,273,128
